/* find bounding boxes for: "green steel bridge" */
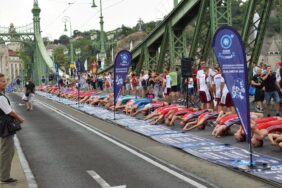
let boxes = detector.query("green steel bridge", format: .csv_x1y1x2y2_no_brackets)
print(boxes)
0,0,280,84
102,0,281,75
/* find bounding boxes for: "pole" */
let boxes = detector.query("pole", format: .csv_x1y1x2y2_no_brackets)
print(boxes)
249,137,253,167
114,66,116,120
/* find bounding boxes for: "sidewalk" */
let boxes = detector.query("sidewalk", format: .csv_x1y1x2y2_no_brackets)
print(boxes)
0,151,28,188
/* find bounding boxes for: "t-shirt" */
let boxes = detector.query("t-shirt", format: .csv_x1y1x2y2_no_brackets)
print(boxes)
25,81,35,93
188,78,194,89
165,75,172,88
252,74,264,89
264,73,277,92
196,71,210,92
0,95,12,115
213,74,222,98
169,71,178,87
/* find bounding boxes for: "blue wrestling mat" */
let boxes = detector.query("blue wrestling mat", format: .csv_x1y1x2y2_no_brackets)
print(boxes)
37,92,282,185
129,125,178,136
152,133,221,149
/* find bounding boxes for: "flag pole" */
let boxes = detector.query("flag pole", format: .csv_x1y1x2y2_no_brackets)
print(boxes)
249,141,253,167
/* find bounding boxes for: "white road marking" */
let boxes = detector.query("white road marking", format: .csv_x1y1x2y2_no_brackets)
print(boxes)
87,170,126,188
14,136,38,188
37,100,207,188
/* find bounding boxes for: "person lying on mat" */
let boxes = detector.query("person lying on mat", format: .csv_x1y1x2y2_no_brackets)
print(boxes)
212,112,263,138
268,133,282,149
144,105,179,124
125,98,152,115
251,118,282,147
80,91,101,103
234,116,279,142
131,101,168,117
87,93,111,105
165,107,198,127
182,110,219,132
178,109,210,127
109,96,137,111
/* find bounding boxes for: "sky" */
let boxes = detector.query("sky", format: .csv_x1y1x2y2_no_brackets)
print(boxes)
0,0,173,40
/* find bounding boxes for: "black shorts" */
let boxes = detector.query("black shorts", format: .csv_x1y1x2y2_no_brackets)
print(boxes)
171,86,178,92
254,89,265,102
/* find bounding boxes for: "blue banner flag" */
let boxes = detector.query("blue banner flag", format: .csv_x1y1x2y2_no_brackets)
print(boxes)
114,50,132,104
76,59,81,81
55,63,59,82
212,26,251,143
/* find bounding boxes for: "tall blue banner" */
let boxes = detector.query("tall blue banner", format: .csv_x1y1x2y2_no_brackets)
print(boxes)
76,59,81,81
55,63,59,83
212,26,251,143
114,50,132,104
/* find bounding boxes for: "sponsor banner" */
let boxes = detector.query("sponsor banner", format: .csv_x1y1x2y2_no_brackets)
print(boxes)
212,26,251,142
114,50,132,104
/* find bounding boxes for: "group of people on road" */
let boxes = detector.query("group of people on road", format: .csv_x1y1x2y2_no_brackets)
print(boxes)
37,60,282,150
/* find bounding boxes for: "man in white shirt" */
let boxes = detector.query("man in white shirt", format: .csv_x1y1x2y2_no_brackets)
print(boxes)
164,70,172,103
0,73,24,183
213,67,223,111
197,66,212,109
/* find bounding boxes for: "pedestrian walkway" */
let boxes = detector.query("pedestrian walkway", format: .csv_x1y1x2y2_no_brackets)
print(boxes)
0,151,28,188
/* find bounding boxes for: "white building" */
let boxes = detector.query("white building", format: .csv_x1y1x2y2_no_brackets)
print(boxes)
0,43,23,83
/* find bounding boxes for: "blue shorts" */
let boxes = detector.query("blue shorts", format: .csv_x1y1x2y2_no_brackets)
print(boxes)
188,88,194,95
265,91,280,104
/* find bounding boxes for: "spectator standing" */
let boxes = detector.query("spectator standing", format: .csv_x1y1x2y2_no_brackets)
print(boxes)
164,70,172,103
251,68,264,112
197,66,212,109
0,73,24,183
24,79,35,111
262,66,280,117
169,68,179,103
41,76,46,85
15,76,21,91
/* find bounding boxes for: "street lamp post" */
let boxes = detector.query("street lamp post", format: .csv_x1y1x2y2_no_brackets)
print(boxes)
91,0,106,69
62,16,74,72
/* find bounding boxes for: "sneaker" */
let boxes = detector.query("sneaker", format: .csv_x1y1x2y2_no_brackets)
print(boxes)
1,178,17,183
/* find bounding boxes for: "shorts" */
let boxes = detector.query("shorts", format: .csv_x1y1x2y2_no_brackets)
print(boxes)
165,88,171,96
265,91,280,104
254,89,265,102
199,91,211,103
188,88,194,95
171,86,178,92
221,93,233,107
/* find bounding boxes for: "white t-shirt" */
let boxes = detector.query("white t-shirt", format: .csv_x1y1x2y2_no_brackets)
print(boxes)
0,95,12,114
165,75,172,88
196,71,209,92
188,78,194,89
213,74,223,98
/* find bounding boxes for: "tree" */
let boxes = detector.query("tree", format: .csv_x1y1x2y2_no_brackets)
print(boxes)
58,35,70,45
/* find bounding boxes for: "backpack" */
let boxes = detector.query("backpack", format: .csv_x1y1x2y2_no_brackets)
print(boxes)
132,77,138,87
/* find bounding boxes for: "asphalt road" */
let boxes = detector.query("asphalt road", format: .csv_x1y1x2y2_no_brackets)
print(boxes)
9,93,278,188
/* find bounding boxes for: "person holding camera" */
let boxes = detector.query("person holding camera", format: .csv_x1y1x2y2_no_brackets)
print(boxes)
262,66,280,117
0,73,24,183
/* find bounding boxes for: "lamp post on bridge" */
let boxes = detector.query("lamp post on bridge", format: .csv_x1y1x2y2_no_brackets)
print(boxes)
62,16,74,74
91,0,106,70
